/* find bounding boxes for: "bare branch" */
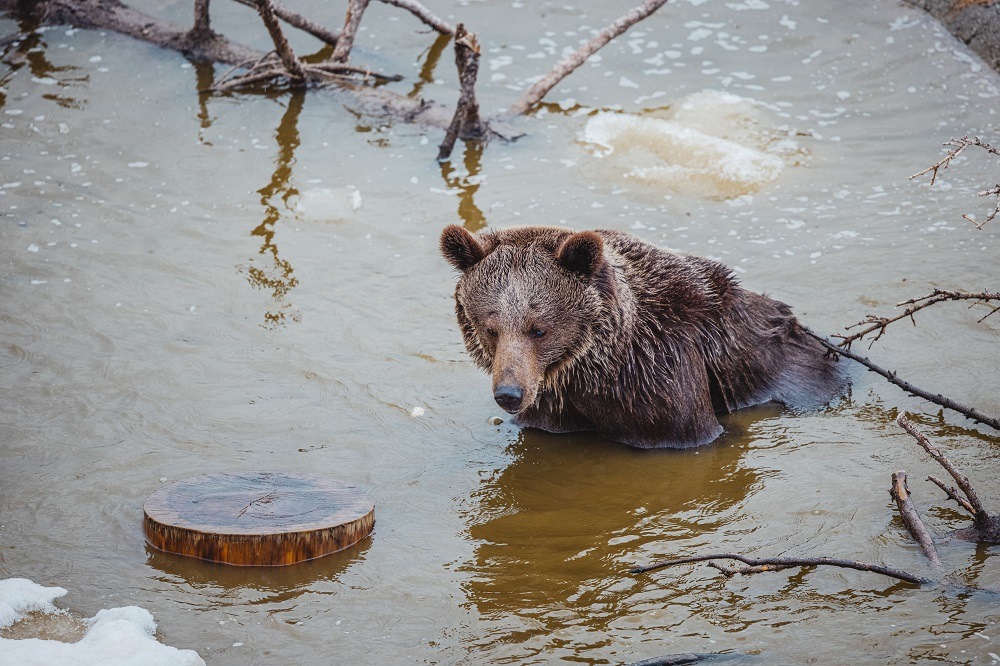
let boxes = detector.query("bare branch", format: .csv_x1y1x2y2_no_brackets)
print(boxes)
836,289,1000,349
804,327,1000,432
890,470,942,566
438,24,487,162
507,0,670,117
631,553,928,585
332,0,371,63
927,475,976,516
962,184,1000,229
897,414,1000,543
896,415,987,519
380,0,454,35
233,0,340,46
253,0,305,80
911,135,1000,228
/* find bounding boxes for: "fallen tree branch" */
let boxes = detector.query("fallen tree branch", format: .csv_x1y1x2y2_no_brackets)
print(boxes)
836,289,1000,349
631,553,928,585
804,327,1000,433
910,135,1000,229
890,470,942,566
506,0,670,116
897,414,1000,542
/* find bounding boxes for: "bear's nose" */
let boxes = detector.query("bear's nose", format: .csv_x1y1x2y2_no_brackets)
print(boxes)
493,385,524,413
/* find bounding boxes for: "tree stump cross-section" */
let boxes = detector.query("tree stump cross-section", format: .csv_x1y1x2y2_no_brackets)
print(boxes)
144,472,375,566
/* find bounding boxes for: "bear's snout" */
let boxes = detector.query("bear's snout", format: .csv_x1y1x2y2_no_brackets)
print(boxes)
493,385,525,413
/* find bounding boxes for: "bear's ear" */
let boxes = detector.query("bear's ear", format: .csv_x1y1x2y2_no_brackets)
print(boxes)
556,231,604,279
440,224,486,272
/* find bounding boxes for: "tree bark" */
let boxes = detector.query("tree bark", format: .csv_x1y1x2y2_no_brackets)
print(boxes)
889,471,943,566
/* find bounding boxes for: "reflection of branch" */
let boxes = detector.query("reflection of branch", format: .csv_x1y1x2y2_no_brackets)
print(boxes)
910,135,1000,229
889,470,942,566
804,328,1000,433
631,553,927,585
507,0,670,116
836,289,1000,349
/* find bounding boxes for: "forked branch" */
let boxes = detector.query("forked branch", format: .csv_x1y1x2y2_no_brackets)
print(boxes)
896,414,1000,543
836,289,1000,349
910,135,1000,228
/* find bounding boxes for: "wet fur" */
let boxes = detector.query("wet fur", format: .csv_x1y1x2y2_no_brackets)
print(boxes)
441,225,845,449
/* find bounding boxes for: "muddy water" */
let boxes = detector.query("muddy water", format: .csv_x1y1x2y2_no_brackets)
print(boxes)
1,0,999,663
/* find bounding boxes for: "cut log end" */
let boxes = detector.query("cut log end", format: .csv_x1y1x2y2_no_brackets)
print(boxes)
143,472,374,566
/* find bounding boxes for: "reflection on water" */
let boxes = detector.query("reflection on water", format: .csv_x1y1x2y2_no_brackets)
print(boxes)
409,32,451,102
440,141,487,231
459,425,760,649
145,537,371,604
242,91,304,328
1,18,85,109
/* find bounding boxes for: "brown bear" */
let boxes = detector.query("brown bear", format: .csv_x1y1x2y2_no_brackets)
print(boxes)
440,225,845,448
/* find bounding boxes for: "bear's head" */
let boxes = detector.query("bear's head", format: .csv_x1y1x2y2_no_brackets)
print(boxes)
440,225,608,416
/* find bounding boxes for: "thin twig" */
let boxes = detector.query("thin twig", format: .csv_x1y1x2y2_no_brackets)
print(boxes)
233,0,340,46
910,135,1000,185
380,0,454,35
890,470,943,566
910,135,1000,228
836,289,1000,350
927,475,976,516
631,553,928,585
963,184,1000,229
805,328,1000,432
506,0,670,117
438,23,487,162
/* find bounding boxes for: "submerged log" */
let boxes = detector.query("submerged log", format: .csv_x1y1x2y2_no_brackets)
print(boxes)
143,471,375,566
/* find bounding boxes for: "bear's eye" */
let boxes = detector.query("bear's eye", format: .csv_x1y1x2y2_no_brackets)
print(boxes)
485,327,499,338
530,328,546,339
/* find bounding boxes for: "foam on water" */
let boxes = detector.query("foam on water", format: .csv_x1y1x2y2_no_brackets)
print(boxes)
581,90,794,199
0,578,205,666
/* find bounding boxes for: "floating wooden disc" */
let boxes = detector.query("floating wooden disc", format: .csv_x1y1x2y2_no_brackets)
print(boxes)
143,472,374,566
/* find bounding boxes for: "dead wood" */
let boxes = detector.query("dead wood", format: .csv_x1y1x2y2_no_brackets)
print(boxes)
507,0,671,117
804,328,1000,433
233,0,341,46
897,414,1000,543
927,475,976,515
631,553,928,585
332,0,369,63
890,470,943,566
836,289,1000,349
380,0,453,35
910,135,1000,228
437,24,489,162
255,0,305,80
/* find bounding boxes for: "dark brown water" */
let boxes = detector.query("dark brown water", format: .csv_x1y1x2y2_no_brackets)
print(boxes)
1,0,999,663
